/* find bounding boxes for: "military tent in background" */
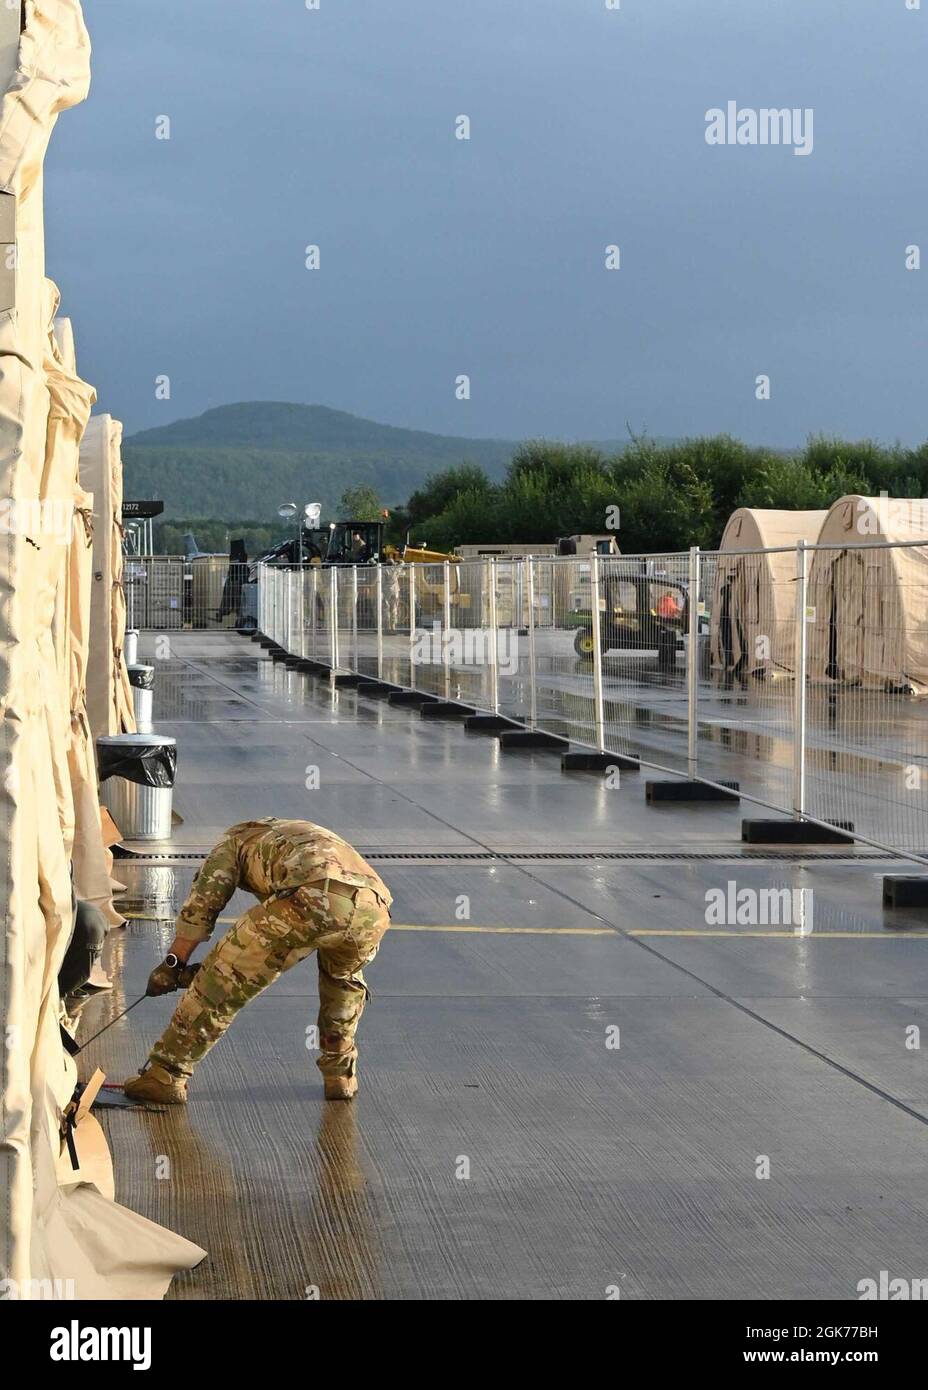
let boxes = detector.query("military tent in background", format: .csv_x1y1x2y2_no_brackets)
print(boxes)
808,495,928,695
710,508,827,681
79,412,136,740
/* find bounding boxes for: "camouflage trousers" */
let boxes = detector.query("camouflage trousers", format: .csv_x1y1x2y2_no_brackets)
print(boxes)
149,880,390,1081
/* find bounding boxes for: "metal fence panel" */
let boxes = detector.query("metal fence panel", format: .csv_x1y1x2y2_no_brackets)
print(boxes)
803,543,928,854
125,556,185,630
256,541,928,867
524,555,595,745
123,555,247,631
448,559,502,712
596,552,691,767
698,546,798,809
302,565,322,660
408,563,447,698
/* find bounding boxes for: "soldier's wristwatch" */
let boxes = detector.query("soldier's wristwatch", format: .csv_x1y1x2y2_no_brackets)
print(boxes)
164,953,181,969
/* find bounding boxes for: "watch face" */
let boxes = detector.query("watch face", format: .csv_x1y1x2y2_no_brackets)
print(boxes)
165,954,179,968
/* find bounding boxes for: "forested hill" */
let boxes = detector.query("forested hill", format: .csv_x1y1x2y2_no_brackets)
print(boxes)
122,402,529,520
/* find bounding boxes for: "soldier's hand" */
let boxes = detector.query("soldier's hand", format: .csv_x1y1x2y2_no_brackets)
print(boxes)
146,961,182,996
177,962,201,990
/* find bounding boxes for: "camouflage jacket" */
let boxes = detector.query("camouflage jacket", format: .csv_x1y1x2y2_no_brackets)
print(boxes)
176,818,392,942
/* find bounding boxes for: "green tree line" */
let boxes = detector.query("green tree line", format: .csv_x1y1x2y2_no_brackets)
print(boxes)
387,435,928,553
153,436,928,558
153,518,297,555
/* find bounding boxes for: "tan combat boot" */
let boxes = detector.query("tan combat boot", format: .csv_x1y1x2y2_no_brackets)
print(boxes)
324,1074,358,1100
123,1063,188,1105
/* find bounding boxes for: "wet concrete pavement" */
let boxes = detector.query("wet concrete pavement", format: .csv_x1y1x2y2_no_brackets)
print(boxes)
80,634,928,1299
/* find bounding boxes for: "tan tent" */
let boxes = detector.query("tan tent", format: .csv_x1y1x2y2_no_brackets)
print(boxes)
808,495,928,695
0,0,204,1300
710,508,827,680
49,312,123,924
79,412,136,740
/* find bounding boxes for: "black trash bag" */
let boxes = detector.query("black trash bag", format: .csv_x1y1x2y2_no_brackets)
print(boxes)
97,740,176,788
127,665,154,690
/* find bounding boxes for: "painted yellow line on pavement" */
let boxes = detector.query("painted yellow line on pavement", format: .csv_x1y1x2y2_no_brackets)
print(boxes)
392,924,612,935
123,913,610,935
630,929,928,939
121,913,928,939
394,926,927,939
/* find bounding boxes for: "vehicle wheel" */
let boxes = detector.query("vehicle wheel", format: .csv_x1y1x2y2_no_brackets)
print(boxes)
574,628,596,658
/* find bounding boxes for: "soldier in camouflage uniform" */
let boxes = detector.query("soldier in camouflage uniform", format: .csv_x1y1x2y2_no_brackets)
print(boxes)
123,818,392,1104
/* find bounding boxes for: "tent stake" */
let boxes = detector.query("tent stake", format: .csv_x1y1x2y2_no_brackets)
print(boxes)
75,994,148,1053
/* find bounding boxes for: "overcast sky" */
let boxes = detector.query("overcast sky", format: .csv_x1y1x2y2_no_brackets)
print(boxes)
45,0,928,446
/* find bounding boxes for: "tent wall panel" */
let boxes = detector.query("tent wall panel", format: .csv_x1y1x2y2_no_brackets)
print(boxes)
79,412,137,740
809,495,928,695
49,312,122,924
0,1,203,1300
710,508,826,680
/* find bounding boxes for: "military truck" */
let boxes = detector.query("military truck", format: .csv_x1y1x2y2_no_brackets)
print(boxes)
568,557,692,670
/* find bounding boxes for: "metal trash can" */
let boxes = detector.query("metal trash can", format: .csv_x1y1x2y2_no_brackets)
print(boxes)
124,628,139,666
127,663,154,734
97,733,177,842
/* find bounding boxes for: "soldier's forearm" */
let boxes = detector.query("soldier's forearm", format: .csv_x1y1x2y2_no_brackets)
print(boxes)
173,906,217,946
171,854,238,948
175,837,240,945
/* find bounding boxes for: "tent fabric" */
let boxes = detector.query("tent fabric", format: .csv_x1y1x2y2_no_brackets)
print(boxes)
78,412,137,740
808,495,928,695
36,281,77,882
0,0,205,1300
0,0,92,1300
49,313,122,925
710,508,827,680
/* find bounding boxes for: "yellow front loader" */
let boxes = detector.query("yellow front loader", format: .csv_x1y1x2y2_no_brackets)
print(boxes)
383,544,472,621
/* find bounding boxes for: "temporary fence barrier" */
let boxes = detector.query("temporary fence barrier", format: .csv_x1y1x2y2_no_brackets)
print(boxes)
123,555,244,631
250,541,928,867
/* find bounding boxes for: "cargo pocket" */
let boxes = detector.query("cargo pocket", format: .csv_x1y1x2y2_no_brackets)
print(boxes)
252,891,323,952
344,886,389,967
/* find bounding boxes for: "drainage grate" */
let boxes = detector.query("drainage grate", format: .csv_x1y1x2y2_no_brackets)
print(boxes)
115,851,210,861
368,851,496,861
503,849,895,863
369,849,896,864
116,847,896,866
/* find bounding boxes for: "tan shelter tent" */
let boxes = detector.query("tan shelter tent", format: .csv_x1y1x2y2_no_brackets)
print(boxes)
79,412,136,740
49,312,123,924
710,508,827,680
808,495,928,695
0,0,204,1299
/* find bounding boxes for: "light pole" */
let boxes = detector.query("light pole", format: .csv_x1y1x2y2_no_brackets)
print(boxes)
277,501,300,565
302,502,322,560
